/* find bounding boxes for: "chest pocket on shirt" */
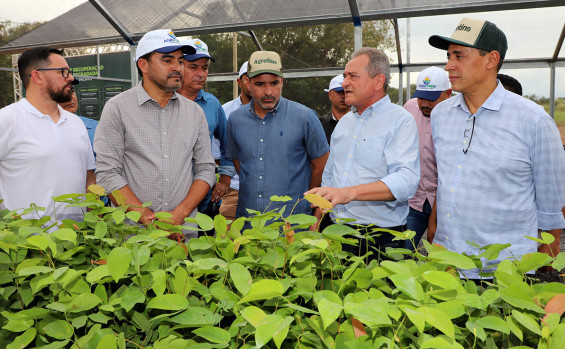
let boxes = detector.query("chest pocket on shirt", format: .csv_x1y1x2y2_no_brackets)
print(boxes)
357,137,386,170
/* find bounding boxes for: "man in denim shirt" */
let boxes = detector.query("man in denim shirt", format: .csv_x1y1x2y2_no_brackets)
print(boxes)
226,51,329,220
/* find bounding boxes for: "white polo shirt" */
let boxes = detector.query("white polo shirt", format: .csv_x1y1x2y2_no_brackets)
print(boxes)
0,98,95,222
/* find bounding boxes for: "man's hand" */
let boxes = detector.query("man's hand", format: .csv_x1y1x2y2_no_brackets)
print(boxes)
159,207,189,226
211,175,231,202
305,187,355,207
138,207,156,226
427,200,437,243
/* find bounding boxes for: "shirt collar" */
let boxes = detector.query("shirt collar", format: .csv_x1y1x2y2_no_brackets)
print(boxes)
136,81,178,106
452,81,505,116
194,89,207,103
351,95,391,118
21,98,68,124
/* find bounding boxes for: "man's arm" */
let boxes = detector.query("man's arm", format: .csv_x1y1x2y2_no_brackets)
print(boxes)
234,159,240,175
309,152,329,189
427,199,437,243
532,116,565,254
211,107,234,203
86,170,96,190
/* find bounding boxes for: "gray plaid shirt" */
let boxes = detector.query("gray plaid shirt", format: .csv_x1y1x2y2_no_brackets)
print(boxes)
94,83,216,218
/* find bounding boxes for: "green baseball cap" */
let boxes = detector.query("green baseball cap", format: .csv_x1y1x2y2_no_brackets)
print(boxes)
429,18,508,59
248,51,283,78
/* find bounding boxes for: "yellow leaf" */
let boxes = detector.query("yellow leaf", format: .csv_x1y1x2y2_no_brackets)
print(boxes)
304,194,332,210
285,222,295,244
88,184,106,196
111,189,127,206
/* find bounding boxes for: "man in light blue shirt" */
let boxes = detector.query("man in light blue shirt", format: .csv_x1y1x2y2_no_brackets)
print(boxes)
307,48,420,259
219,61,251,222
427,18,565,279
178,38,235,218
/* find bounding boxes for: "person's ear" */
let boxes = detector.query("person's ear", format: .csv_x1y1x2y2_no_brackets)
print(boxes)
486,51,501,71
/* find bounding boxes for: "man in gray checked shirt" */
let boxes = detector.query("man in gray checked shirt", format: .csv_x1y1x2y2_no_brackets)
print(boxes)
94,29,216,239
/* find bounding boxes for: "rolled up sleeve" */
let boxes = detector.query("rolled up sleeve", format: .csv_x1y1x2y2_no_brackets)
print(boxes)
380,115,420,204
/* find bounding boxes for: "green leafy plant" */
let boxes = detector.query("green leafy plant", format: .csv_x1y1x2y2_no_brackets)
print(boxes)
1,189,564,348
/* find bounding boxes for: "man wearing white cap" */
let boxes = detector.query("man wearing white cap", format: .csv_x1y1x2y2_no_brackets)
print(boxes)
218,61,251,222
178,38,235,220
94,29,216,238
403,67,451,251
427,18,565,277
319,74,349,144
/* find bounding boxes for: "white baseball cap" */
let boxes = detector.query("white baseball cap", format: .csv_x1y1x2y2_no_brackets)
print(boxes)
412,66,451,101
238,61,248,78
184,38,215,62
135,29,195,62
324,74,344,92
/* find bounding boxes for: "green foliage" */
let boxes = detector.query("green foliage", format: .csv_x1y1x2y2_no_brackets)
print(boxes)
1,192,565,348
0,21,44,108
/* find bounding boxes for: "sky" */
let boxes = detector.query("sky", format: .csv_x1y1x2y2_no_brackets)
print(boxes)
1,0,564,97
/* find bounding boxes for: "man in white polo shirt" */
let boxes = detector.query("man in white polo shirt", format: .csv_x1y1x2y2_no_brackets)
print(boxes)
0,47,96,222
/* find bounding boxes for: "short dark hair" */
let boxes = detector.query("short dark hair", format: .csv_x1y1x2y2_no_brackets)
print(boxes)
497,74,523,96
136,51,155,78
18,47,63,88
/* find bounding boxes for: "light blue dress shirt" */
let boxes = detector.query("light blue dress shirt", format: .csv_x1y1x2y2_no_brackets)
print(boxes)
322,95,420,227
431,82,565,278
193,90,235,177
227,97,329,218
222,96,245,191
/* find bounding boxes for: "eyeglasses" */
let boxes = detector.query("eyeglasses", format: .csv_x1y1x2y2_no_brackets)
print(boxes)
31,67,72,79
463,115,476,154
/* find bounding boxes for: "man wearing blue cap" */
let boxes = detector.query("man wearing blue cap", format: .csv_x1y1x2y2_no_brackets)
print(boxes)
178,38,235,221
319,74,349,144
94,29,216,238
427,18,565,277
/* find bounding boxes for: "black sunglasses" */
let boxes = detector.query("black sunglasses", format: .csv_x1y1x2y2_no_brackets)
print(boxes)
463,116,476,154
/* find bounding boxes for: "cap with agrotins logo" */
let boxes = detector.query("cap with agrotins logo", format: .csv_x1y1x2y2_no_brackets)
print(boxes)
247,51,283,78
412,66,451,101
429,18,507,59
134,29,196,62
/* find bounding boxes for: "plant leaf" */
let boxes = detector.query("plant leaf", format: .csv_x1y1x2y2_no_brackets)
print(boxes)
428,250,476,270
304,193,332,210
192,326,230,344
476,316,510,334
51,228,77,245
107,247,132,282
66,293,102,313
151,269,167,296
238,279,284,304
229,263,253,295
196,212,214,231
512,309,541,335
240,306,267,327
313,290,342,330
42,319,73,340
147,294,188,311
6,328,36,349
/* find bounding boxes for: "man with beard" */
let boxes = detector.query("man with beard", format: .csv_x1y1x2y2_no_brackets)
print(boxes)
226,51,329,220
177,38,235,219
319,74,350,144
94,30,216,239
0,47,95,223
403,67,451,250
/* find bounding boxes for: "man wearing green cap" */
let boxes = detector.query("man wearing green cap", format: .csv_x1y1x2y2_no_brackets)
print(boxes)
226,51,329,220
426,18,565,278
